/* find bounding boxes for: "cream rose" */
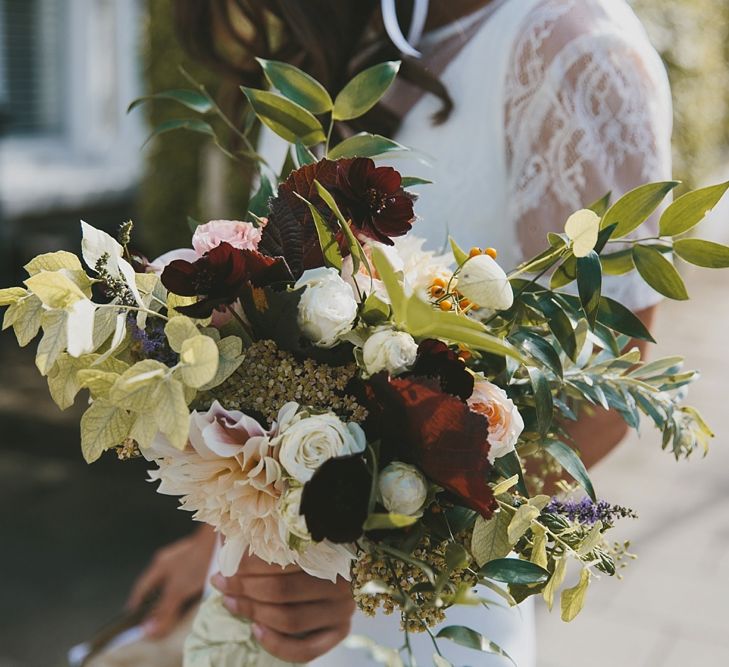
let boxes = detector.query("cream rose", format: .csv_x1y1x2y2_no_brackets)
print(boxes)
378,462,428,516
362,328,418,376
279,486,310,542
192,219,264,254
295,267,358,348
457,254,514,311
275,407,367,483
467,379,524,462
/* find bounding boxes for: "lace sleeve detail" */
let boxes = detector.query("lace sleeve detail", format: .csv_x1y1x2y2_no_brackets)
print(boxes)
504,0,672,311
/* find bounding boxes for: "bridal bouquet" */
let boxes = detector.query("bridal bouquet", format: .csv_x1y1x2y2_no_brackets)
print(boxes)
3,59,728,667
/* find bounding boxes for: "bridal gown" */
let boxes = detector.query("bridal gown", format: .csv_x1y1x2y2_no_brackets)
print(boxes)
258,0,671,664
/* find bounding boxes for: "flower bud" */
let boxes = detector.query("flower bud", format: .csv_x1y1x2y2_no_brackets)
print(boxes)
378,462,428,516
362,328,418,376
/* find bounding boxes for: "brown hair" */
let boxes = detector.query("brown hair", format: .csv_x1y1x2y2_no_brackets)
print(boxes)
172,0,454,136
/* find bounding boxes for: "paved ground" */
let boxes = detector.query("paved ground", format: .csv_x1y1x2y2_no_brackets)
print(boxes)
1,233,728,667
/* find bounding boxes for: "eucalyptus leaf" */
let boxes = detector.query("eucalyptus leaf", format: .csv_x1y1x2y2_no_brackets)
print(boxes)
543,440,596,500
602,181,680,237
436,626,515,664
128,89,213,115
632,245,689,300
241,87,326,146
479,558,550,585
659,181,729,237
142,118,216,148
510,330,563,377
332,61,401,121
327,133,408,160
673,238,729,268
256,58,332,114
401,176,433,188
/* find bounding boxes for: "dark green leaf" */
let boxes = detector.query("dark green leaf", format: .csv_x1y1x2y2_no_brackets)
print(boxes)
142,118,216,148
542,440,596,500
279,148,297,181
493,451,528,496
445,542,470,571
592,321,622,355
128,89,213,115
327,133,408,160
436,626,515,664
186,216,202,233
550,255,577,289
594,223,618,254
247,175,274,219
576,250,602,326
256,58,332,114
659,181,729,237
295,193,342,270
538,296,578,361
600,249,635,275
241,87,326,146
294,140,316,166
479,558,550,585
401,176,433,188
527,367,553,436
510,330,563,378
673,238,729,268
632,245,689,300
602,181,680,237
588,191,612,217
596,296,654,341
332,61,401,121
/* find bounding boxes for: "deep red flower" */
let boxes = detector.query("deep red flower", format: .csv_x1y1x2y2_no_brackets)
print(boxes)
336,158,415,245
359,373,496,519
408,339,474,401
161,242,291,318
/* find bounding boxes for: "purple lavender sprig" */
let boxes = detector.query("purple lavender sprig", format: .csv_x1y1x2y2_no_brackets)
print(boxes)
128,315,179,366
544,497,637,526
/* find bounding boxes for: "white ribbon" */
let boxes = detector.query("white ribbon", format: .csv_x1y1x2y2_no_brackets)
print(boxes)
381,0,430,58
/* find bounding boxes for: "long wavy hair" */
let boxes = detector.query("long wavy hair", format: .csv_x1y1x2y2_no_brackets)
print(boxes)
173,0,454,135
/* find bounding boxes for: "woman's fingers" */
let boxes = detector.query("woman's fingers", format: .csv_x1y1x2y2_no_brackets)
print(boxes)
222,596,355,636
211,571,350,604
143,592,186,638
126,561,164,610
252,621,351,663
234,555,301,577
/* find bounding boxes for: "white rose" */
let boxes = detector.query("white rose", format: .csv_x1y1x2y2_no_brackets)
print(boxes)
378,462,428,516
276,409,366,483
295,267,358,348
362,328,418,376
279,486,310,541
467,379,524,462
457,254,514,311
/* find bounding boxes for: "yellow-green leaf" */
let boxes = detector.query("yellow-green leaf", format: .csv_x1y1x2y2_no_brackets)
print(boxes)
241,87,326,147
109,360,167,412
632,245,689,300
543,556,568,611
602,181,680,237
80,399,133,463
471,511,511,567
47,353,93,409
165,316,201,352
256,58,333,114
198,336,244,391
77,369,121,400
530,523,548,569
507,504,539,545
0,287,28,306
327,133,407,160
179,335,220,388
332,61,400,121
155,378,190,448
36,310,68,375
362,513,419,531
24,251,83,275
491,474,519,496
25,271,86,309
561,568,591,622
659,181,729,237
129,412,159,450
673,238,729,268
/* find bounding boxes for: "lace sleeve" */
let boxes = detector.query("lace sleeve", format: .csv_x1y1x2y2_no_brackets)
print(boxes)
504,0,673,311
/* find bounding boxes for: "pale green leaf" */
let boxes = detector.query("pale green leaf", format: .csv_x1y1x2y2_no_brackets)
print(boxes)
632,245,689,300
36,310,68,375
257,58,333,114
492,474,519,496
561,568,591,622
565,209,600,257
449,236,469,267
531,524,548,569
155,378,190,448
198,336,244,391
471,511,512,567
0,287,27,306
241,87,326,146
436,626,514,665
165,316,201,352
659,181,729,237
24,251,83,275
507,504,539,544
333,61,400,121
578,520,604,555
47,353,91,409
109,360,168,412
129,412,160,450
179,335,220,388
80,399,133,463
25,271,86,308
543,555,568,611
76,369,120,400
3,294,44,346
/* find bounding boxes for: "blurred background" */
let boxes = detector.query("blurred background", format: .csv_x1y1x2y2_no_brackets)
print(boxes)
0,1,728,665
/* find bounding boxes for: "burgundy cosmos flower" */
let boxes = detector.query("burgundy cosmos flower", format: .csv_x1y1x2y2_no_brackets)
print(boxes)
161,242,291,318
336,158,415,245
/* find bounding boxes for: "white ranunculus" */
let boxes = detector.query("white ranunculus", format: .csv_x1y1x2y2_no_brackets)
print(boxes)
378,462,428,516
279,486,310,541
457,254,514,311
362,328,418,376
275,408,367,483
295,267,358,348
467,379,524,463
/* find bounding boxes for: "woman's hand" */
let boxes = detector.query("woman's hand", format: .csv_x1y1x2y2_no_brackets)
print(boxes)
127,524,217,638
212,555,355,663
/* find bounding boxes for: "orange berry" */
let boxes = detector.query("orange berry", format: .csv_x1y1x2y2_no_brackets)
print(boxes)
431,276,447,288
485,247,498,259
459,298,471,309
439,299,453,311
469,247,482,258
430,285,445,298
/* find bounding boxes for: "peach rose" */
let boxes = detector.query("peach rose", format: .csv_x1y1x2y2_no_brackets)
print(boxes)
467,379,524,463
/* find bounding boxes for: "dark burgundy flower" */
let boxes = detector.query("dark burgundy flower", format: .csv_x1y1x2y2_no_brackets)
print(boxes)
408,339,474,401
300,454,372,543
357,374,495,519
161,242,291,318
336,158,415,245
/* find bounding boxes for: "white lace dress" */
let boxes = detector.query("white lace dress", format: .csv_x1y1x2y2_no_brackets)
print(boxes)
305,1,672,665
